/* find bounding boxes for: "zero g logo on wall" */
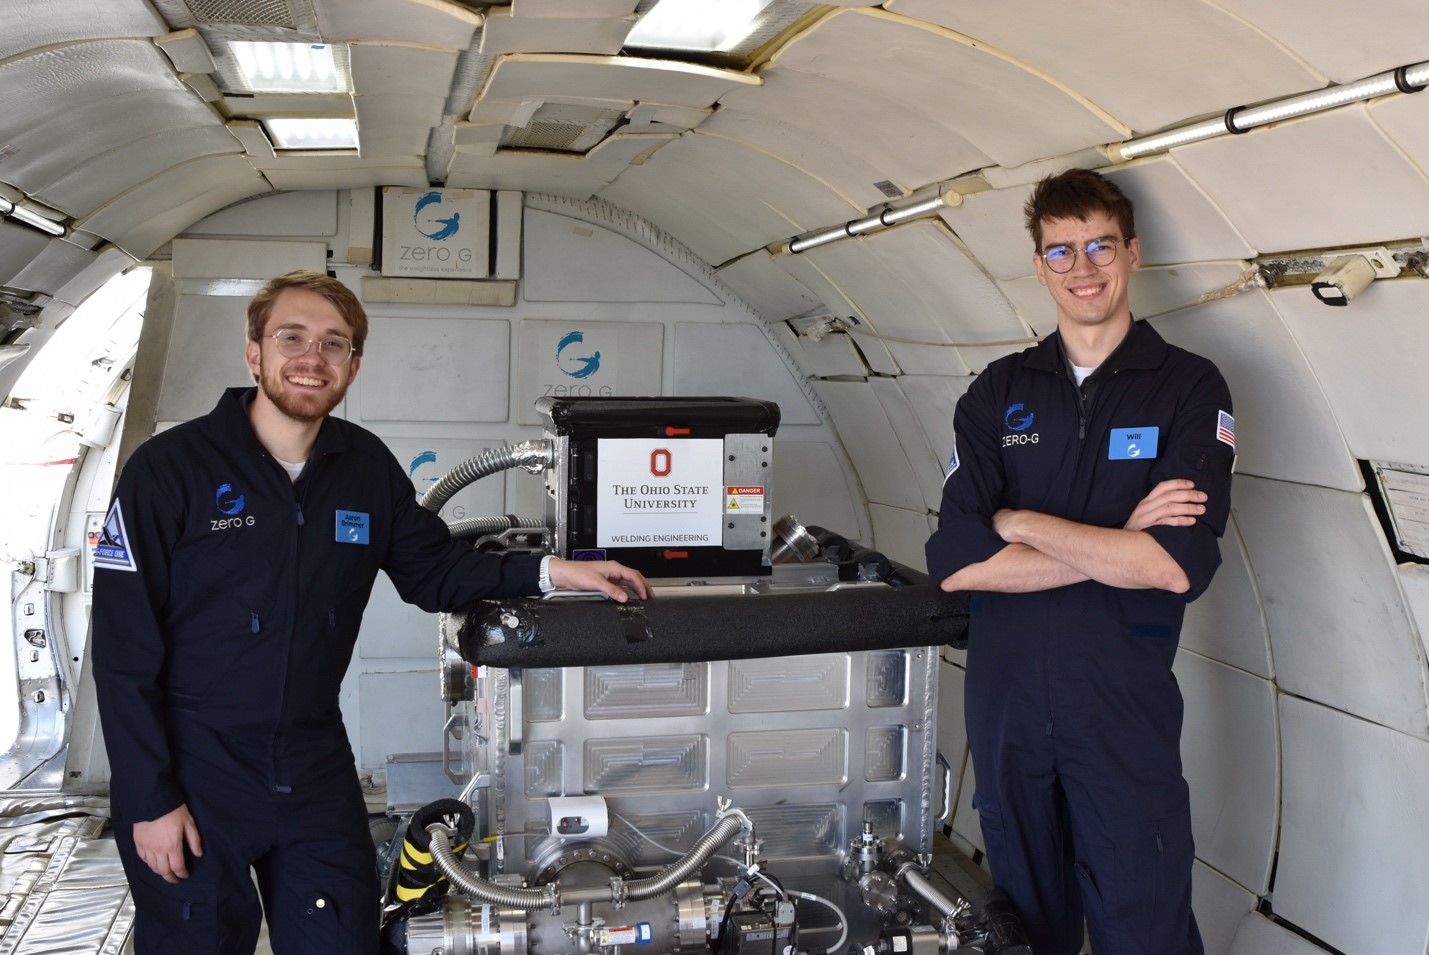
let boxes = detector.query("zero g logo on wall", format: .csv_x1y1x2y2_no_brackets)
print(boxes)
380,187,490,279
540,327,615,397
413,191,460,240
556,331,601,379
516,319,663,426
1003,402,1040,447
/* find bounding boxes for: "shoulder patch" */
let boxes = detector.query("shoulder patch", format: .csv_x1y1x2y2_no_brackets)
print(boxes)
1216,410,1236,449
943,435,960,483
94,500,138,573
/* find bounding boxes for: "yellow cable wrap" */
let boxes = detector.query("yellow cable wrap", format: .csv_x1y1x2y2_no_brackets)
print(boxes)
395,831,471,899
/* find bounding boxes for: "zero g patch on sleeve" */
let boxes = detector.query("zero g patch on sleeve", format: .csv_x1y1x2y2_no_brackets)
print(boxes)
1108,426,1159,460
335,510,370,544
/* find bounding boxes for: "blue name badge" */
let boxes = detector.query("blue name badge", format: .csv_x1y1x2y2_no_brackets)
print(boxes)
336,510,370,545
1108,427,1159,460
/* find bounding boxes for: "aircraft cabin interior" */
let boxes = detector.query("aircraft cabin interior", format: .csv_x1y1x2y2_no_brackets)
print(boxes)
1,1,1428,953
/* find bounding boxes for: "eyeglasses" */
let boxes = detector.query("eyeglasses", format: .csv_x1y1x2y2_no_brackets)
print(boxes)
1040,236,1124,273
269,330,355,364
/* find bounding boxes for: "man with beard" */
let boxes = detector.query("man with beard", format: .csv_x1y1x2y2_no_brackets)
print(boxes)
92,270,651,954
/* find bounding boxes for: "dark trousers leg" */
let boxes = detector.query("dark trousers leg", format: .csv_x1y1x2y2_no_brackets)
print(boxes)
967,713,1086,955
1058,736,1203,955
254,780,381,955
115,813,264,955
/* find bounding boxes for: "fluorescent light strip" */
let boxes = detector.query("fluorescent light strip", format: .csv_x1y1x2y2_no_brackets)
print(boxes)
0,197,66,236
1117,59,1429,161
264,118,358,150
788,189,956,254
230,41,343,93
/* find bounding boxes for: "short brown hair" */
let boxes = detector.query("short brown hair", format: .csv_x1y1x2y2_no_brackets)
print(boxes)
246,270,368,355
1024,168,1136,252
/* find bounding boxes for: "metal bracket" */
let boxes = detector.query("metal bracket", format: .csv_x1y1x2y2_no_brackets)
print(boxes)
441,708,470,785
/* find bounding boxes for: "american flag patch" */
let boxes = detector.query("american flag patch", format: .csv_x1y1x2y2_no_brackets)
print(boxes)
1216,410,1236,449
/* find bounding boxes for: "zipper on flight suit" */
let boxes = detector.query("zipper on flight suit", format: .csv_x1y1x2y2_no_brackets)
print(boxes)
266,461,316,795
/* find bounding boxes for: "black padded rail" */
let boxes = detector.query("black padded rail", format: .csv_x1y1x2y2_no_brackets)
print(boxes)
535,395,780,438
452,585,969,668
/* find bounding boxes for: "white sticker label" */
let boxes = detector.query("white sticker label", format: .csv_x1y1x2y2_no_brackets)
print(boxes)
600,926,639,946
596,438,724,548
724,485,765,513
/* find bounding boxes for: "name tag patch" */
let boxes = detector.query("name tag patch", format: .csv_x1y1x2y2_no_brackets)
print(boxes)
1108,427,1159,460
336,510,370,544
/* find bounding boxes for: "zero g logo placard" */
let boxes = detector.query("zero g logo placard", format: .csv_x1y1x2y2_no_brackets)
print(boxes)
516,320,663,425
381,187,491,278
595,438,723,548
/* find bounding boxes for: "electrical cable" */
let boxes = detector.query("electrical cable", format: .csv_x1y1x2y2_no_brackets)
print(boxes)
794,892,850,955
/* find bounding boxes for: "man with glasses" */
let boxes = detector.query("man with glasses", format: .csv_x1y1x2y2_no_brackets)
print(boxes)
927,169,1234,954
93,270,651,953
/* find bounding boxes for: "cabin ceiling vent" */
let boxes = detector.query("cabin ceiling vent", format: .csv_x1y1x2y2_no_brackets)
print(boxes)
501,104,626,155
182,0,299,28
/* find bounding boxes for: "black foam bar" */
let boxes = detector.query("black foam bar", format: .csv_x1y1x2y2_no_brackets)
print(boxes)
452,585,970,668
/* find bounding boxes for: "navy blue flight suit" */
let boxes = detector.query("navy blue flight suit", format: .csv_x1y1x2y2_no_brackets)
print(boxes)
93,387,540,954
926,322,1234,955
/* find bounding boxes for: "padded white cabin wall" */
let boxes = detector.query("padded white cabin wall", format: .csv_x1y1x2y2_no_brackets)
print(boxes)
1194,863,1260,955
1233,477,1429,740
127,189,865,776
1275,696,1429,955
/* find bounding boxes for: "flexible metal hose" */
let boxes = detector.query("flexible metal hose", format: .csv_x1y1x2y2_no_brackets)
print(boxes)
428,826,558,908
446,515,546,541
899,863,959,918
427,810,747,909
419,440,553,514
625,813,745,900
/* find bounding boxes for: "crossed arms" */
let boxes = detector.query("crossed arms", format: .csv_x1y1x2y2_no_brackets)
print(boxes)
938,479,1206,595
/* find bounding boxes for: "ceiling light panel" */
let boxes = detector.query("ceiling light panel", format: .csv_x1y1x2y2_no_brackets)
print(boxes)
230,40,346,92
264,117,359,150
627,0,777,52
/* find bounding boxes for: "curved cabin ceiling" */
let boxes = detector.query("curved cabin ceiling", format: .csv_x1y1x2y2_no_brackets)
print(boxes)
4,3,1429,954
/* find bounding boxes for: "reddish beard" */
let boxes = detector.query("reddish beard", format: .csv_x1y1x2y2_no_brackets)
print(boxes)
257,354,348,423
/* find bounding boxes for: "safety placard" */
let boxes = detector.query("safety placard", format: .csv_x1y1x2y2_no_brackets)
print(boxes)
597,438,724,548
724,485,765,513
